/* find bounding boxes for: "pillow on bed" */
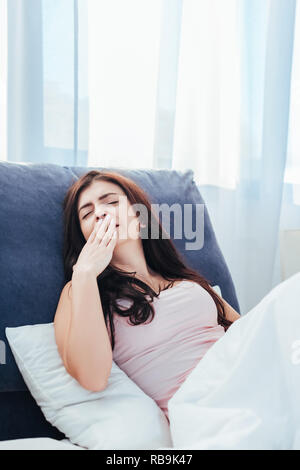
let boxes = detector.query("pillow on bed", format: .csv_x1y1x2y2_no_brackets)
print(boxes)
5,323,172,450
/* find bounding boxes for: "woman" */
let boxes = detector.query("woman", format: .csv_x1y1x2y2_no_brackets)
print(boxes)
54,170,240,423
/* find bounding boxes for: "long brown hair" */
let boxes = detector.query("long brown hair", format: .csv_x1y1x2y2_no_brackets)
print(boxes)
63,170,233,350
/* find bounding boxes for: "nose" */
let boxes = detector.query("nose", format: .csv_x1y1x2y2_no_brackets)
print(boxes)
95,206,117,223
96,213,107,223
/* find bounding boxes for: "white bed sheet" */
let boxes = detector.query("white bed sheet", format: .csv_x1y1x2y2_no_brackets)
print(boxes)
165,272,300,450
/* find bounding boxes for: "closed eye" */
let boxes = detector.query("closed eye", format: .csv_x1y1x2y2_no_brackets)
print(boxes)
82,201,118,219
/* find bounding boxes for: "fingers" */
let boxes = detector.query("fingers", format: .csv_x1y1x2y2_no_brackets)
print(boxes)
87,218,104,244
101,217,117,246
107,229,118,248
89,215,110,244
87,215,117,247
87,226,97,244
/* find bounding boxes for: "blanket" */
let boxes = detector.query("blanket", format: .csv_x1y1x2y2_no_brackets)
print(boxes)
164,272,300,450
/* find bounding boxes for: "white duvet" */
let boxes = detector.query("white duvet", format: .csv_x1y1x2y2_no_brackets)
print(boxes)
165,271,300,450
2,272,300,450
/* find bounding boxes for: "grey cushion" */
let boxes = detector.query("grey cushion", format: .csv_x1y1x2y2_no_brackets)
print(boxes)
0,160,239,394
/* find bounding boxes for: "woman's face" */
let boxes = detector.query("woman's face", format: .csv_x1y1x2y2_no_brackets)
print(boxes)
77,180,141,244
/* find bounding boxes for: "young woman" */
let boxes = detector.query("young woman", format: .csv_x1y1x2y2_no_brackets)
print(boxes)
54,170,240,423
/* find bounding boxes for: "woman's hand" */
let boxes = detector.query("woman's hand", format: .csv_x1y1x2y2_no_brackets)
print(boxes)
73,215,118,278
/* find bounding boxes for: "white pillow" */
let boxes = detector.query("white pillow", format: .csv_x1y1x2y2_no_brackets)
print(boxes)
5,323,172,450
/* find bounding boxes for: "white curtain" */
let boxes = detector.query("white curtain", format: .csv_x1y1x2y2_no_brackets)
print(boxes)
172,0,299,314
88,0,160,169
285,0,300,205
172,0,241,189
2,0,300,315
3,0,89,165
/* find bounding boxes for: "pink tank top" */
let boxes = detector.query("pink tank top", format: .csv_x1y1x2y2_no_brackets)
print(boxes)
108,280,225,422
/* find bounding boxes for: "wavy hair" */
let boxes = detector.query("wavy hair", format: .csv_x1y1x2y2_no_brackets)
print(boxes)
63,170,233,350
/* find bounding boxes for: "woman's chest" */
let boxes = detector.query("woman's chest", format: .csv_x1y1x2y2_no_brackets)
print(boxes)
112,282,219,355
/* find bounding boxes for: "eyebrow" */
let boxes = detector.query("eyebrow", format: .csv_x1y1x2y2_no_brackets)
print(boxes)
78,192,118,215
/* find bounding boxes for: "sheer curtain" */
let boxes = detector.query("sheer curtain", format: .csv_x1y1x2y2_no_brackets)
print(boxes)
1,0,300,314
172,0,299,314
87,0,182,169
2,0,180,168
88,0,160,169
3,0,88,165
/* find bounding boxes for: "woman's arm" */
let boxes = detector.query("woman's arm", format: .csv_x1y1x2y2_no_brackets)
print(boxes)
54,270,113,391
